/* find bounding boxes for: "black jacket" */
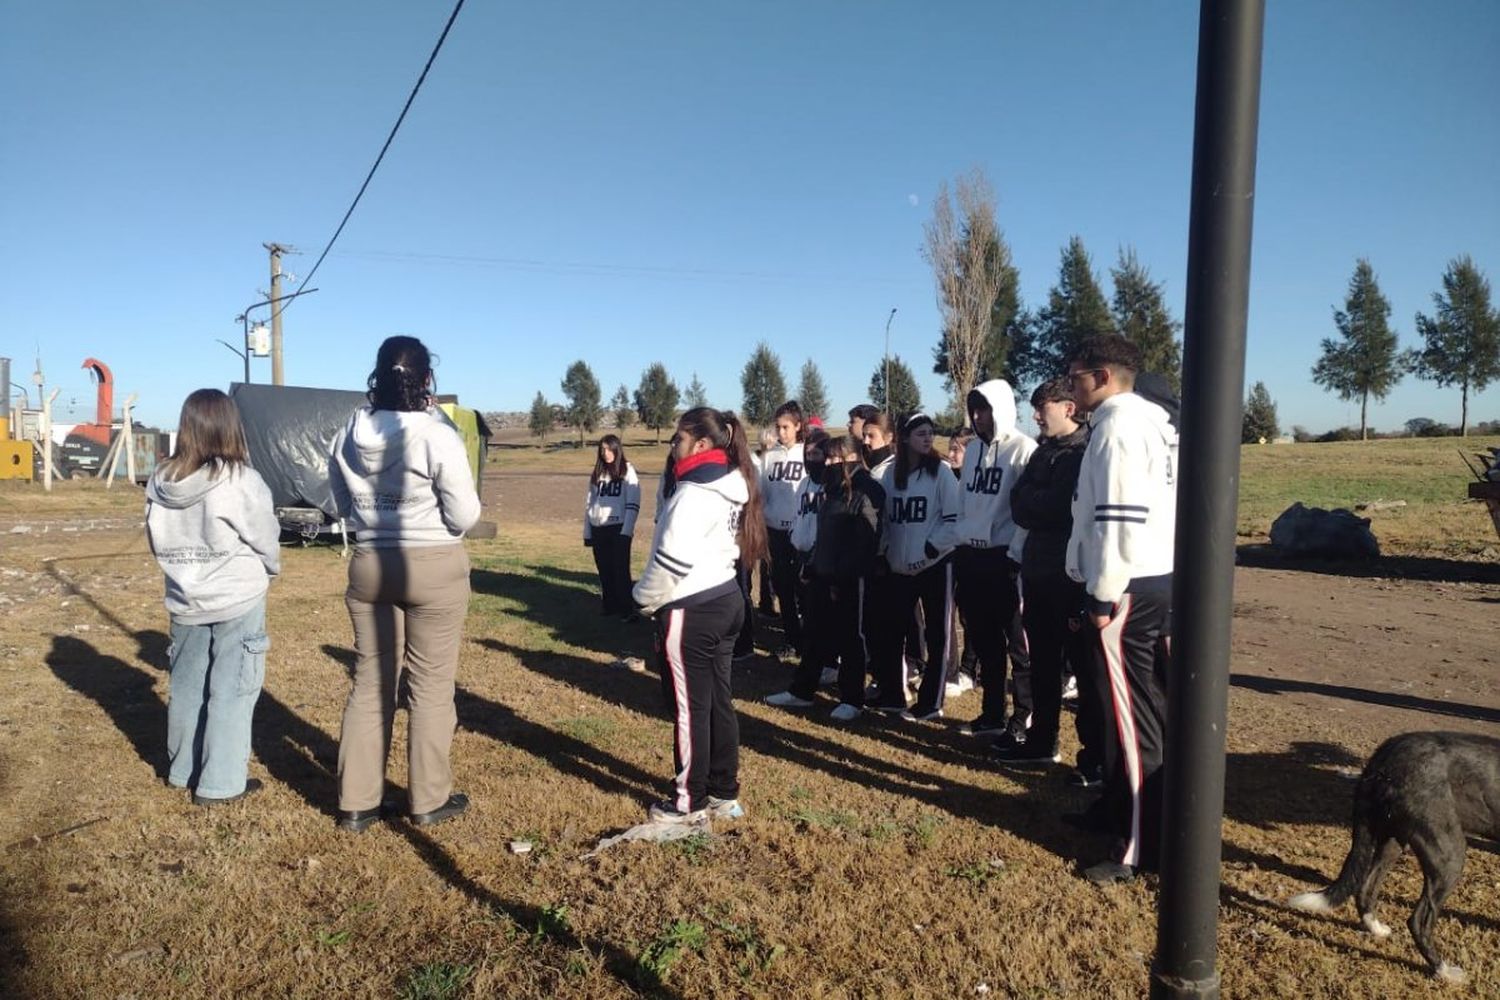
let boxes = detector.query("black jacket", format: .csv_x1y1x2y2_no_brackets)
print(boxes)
810,468,885,582
1010,426,1088,580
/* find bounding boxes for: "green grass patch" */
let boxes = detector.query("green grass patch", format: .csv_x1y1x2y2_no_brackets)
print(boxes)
635,918,708,989
398,961,475,1000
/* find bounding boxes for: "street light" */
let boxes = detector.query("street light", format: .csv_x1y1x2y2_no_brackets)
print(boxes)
217,339,249,383
883,307,898,412
233,287,319,386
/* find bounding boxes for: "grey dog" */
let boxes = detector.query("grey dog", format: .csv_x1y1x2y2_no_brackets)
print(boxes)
1287,731,1500,984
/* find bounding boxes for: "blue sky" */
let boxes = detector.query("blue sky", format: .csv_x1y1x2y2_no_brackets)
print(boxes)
2,1,1497,434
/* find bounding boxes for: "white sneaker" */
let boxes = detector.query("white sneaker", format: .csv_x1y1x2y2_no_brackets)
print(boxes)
1061,675,1079,702
705,796,745,820
829,703,861,722
648,800,708,825
765,691,815,708
944,674,975,699
901,707,944,722
819,666,839,686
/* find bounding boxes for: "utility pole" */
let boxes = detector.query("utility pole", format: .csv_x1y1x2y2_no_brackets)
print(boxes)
883,308,897,412
265,242,293,385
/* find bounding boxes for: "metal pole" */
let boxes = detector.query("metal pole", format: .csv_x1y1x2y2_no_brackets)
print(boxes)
217,339,249,384
236,286,318,386
883,307,897,410
1152,3,1264,999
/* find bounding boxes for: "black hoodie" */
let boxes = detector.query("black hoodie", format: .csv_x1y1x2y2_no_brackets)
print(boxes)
809,468,885,582
1010,425,1089,581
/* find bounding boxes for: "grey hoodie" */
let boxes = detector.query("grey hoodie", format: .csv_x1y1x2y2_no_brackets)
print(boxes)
145,463,281,625
329,407,482,547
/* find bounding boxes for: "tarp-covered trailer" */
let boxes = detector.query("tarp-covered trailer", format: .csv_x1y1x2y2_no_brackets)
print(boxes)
228,382,490,541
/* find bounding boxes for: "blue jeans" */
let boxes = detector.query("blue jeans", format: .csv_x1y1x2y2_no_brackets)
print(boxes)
166,598,268,798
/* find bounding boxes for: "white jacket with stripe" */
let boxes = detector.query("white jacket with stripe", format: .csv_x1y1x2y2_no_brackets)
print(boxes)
633,452,747,615
1066,391,1178,609
583,463,641,540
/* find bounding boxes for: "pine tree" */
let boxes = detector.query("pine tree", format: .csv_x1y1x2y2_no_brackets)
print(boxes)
634,362,680,443
611,385,634,432
1311,259,1404,441
528,391,553,443
797,359,830,422
869,355,922,418
1412,255,1500,436
740,342,787,426
683,372,709,409
1111,247,1182,392
1241,381,1279,443
1020,236,1116,385
560,360,602,446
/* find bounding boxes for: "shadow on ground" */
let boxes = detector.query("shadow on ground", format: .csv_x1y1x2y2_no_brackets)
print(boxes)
1236,543,1500,584
1231,673,1500,726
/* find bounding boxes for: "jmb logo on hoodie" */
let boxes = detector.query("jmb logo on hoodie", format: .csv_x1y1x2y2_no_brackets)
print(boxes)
596,480,625,497
798,490,823,516
967,466,1004,496
767,460,803,483
890,496,928,525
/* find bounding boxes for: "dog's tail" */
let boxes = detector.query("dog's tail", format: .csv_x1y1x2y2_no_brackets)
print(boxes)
1286,812,1376,913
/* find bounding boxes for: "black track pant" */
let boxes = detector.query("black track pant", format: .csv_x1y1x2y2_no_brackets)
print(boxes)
872,561,954,714
790,577,869,706
766,528,803,651
1019,573,1096,757
590,525,633,614
1089,586,1171,870
655,590,744,812
733,560,755,657
954,547,1024,724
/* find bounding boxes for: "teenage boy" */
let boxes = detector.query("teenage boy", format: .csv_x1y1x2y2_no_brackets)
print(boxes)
1064,335,1178,886
953,380,1036,738
997,378,1098,779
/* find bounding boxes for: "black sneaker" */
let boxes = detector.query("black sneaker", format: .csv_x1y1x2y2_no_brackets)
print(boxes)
960,715,1007,737
994,738,1061,767
1068,764,1105,788
1082,860,1136,886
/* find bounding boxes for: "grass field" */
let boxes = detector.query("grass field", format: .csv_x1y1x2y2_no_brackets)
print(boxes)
1,435,1498,998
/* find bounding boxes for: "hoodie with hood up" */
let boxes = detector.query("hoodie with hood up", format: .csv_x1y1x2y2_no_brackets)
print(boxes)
146,462,281,625
329,407,482,547
633,449,748,615
1066,391,1178,612
957,379,1037,551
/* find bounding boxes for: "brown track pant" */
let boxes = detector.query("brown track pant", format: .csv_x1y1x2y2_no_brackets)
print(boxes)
338,543,470,815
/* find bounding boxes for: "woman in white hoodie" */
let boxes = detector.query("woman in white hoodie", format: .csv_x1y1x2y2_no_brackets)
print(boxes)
328,336,482,833
760,400,807,660
146,389,280,806
583,434,641,618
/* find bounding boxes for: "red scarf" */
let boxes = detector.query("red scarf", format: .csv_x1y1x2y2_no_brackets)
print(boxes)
675,448,730,476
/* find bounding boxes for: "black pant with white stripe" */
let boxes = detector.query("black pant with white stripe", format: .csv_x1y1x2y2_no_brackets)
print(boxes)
655,589,745,813
1089,581,1171,871
954,546,1025,725
590,525,633,614
873,560,954,715
790,577,868,706
1020,573,1096,757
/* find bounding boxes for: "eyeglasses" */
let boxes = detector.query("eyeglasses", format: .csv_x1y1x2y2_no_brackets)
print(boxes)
1068,368,1104,385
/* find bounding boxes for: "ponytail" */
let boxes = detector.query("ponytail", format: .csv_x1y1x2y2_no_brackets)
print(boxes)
677,406,769,565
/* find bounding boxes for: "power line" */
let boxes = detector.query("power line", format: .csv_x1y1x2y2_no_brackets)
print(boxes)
273,0,467,323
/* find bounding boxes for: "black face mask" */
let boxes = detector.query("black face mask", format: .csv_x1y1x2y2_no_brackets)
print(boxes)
866,444,893,467
805,459,826,485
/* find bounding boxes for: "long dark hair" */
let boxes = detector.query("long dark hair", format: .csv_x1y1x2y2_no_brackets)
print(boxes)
822,434,861,497
894,414,941,490
676,406,769,565
366,335,436,412
773,399,806,443
163,389,250,482
591,434,627,486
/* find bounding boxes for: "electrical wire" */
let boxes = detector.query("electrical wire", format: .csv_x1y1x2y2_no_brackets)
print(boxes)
273,0,467,323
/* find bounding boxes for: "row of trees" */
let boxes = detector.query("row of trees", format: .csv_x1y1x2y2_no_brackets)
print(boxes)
532,362,710,444
1313,256,1500,438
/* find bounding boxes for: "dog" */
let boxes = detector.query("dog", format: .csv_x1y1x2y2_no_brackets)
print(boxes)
1287,731,1500,984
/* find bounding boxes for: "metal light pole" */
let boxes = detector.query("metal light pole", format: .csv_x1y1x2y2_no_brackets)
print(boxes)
234,287,319,386
1152,3,1264,999
883,307,897,411
217,340,250,384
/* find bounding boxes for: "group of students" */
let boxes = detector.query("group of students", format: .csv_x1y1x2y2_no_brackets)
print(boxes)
597,332,1179,883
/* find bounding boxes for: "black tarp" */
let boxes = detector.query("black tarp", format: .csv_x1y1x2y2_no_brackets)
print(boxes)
229,382,367,520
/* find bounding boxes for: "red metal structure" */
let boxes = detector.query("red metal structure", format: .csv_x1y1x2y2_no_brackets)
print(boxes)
77,357,113,445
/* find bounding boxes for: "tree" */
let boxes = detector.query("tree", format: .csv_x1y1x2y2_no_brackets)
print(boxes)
1312,259,1405,441
560,360,602,446
931,223,1024,395
1242,381,1279,443
797,359,830,422
1018,236,1116,386
610,384,634,433
684,372,709,409
923,168,1011,417
528,391,553,443
1411,255,1500,436
740,342,787,426
1111,247,1182,392
869,354,922,418
634,362,680,442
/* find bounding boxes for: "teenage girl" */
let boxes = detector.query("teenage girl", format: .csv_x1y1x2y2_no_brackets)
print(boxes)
584,434,641,618
861,411,895,477
871,413,962,719
634,407,767,823
329,336,481,832
147,389,280,806
753,428,778,617
760,400,807,659
765,435,885,721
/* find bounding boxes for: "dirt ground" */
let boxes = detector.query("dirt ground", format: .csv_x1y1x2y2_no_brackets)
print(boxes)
1,470,1498,998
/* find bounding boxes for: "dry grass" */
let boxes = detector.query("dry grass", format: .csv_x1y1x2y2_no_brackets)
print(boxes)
1,439,1498,998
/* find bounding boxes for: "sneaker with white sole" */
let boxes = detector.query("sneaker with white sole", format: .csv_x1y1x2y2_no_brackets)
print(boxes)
944,673,975,699
764,691,816,708
829,703,861,722
961,715,1007,737
818,666,839,686
775,644,799,661
994,738,1061,767
1061,675,1079,702
705,796,744,820
648,800,708,825
901,706,944,722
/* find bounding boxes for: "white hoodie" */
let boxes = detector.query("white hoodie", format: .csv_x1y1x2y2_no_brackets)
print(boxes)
958,379,1037,551
1066,392,1178,607
329,407,482,547
145,463,280,625
634,452,748,615
584,462,642,540
877,460,962,576
759,441,805,531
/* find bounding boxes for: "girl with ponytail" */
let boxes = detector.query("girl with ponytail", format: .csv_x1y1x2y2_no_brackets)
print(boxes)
633,407,763,824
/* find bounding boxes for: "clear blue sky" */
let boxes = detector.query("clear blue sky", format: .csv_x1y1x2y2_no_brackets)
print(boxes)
3,1,1497,434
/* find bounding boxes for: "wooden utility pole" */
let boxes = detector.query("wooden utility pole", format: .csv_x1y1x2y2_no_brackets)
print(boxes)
265,242,292,385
